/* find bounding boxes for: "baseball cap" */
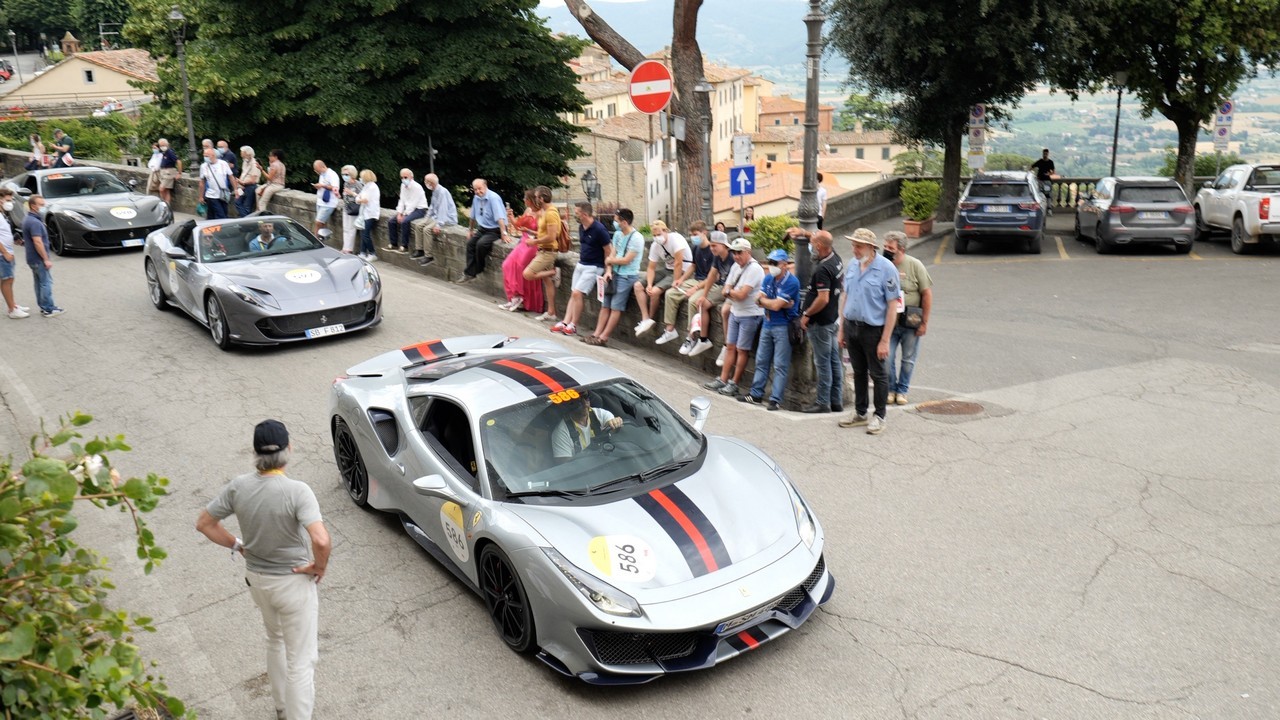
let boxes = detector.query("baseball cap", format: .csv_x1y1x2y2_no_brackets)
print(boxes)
728,238,752,253
847,228,880,249
709,231,729,246
767,248,793,263
253,419,290,453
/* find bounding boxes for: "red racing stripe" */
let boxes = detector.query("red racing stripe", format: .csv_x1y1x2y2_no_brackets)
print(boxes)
736,630,760,649
493,359,565,393
649,488,719,573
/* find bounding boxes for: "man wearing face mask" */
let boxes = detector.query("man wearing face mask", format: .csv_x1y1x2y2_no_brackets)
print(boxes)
837,228,898,434
415,173,457,264
656,220,711,346
20,195,65,317
739,249,801,411
156,138,180,205
882,231,933,406
387,169,428,253
790,227,843,413
0,188,29,319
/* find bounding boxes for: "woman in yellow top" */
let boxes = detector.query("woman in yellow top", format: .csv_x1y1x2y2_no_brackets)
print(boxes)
523,185,562,322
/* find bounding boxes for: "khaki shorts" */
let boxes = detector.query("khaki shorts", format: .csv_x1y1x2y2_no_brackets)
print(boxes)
158,167,178,189
526,249,557,274
690,284,725,306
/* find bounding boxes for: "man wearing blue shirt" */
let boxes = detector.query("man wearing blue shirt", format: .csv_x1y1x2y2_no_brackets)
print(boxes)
20,195,65,317
415,173,458,265
838,228,898,434
740,249,801,411
555,202,612,335
458,178,509,283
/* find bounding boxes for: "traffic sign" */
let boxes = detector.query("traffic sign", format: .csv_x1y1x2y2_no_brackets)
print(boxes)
968,126,985,151
732,134,752,166
1219,100,1234,116
628,60,674,115
730,165,755,197
1215,98,1235,127
969,104,986,127
1214,125,1231,152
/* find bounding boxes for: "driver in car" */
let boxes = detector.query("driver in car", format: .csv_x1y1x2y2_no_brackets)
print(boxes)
78,176,97,194
551,395,622,463
249,221,285,252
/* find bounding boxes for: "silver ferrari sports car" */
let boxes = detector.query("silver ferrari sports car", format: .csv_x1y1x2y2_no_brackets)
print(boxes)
143,215,382,350
329,335,833,684
2,166,171,254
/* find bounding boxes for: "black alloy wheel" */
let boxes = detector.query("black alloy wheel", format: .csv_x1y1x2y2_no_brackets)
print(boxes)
332,416,369,507
1074,213,1085,242
145,259,168,310
479,545,536,653
1094,224,1112,254
48,221,66,256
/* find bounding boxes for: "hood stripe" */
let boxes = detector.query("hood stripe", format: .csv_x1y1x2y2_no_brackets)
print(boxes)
485,358,578,396
402,339,449,363
634,486,731,577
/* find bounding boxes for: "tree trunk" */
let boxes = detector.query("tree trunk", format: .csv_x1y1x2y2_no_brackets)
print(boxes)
563,0,707,231
1174,116,1199,197
939,131,962,220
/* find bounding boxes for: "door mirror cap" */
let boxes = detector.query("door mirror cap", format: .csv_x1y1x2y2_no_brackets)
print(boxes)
127,177,139,188
162,245,189,259
412,474,449,497
16,187,31,198
1202,180,1213,189
690,396,712,432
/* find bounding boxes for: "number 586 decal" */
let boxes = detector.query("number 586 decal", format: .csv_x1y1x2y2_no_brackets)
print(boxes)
588,535,656,583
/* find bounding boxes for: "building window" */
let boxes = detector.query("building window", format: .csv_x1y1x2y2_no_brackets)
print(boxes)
766,153,777,162
830,148,839,154
793,118,799,125
855,148,865,159
774,119,780,125
585,107,593,119
607,103,616,118
882,147,890,160
83,69,95,84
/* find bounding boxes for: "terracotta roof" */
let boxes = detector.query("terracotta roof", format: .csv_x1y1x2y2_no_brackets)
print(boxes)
600,112,660,142
568,60,613,78
817,157,882,173
743,76,764,87
577,79,629,101
638,47,748,84
820,130,897,146
760,95,834,115
711,160,843,213
74,49,158,83
750,130,796,145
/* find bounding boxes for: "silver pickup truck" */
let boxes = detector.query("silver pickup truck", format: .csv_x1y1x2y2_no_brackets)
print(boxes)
1193,163,1280,254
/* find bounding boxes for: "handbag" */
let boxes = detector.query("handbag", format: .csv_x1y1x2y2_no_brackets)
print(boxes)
901,305,924,329
196,202,207,217
556,219,571,253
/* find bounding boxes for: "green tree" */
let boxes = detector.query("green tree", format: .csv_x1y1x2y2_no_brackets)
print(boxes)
827,0,1073,217
1157,147,1244,179
834,92,894,132
125,0,586,204
71,0,132,49
985,152,1036,171
1046,0,1280,192
3,0,73,46
0,413,187,719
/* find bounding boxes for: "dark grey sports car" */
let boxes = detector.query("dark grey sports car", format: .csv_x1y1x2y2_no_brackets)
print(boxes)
143,215,382,350
2,166,172,254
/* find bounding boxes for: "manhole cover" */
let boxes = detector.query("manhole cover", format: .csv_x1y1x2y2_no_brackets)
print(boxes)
917,400,984,416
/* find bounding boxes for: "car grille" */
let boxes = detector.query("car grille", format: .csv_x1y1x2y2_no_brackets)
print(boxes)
82,225,163,248
256,301,376,339
771,556,826,614
579,629,701,666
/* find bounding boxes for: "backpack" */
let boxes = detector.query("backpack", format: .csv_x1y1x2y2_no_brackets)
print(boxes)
557,217,571,253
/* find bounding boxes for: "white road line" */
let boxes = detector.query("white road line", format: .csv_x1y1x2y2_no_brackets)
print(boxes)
0,352,47,425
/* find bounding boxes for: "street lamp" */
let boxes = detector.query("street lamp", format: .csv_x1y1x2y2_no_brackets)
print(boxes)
580,169,600,203
1109,70,1128,178
795,0,826,286
693,77,714,228
167,6,199,171
7,31,23,85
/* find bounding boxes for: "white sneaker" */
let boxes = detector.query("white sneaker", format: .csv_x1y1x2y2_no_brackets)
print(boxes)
552,268,562,288
656,328,679,345
535,312,557,322
17,305,29,312
689,338,714,357
867,415,885,435
507,296,524,312
7,308,29,319
715,346,727,367
678,336,696,355
634,318,656,335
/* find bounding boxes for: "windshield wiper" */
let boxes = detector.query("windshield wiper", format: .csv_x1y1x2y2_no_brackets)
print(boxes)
506,488,591,499
590,459,693,494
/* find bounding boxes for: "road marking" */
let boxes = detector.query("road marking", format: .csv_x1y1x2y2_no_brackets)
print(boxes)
1188,250,1204,260
1055,236,1070,260
933,236,949,265
0,354,46,425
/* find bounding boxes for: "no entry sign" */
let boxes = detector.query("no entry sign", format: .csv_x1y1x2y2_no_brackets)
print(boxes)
629,60,674,115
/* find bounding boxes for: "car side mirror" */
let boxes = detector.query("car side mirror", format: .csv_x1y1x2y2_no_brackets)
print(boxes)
128,178,138,188
163,246,189,259
1202,181,1213,189
690,396,712,432
412,474,449,497
16,188,31,198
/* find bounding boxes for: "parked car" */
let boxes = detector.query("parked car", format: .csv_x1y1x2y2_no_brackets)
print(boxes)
329,335,833,683
953,171,1046,254
1193,163,1280,254
1,167,172,254
1075,176,1195,254
143,215,382,350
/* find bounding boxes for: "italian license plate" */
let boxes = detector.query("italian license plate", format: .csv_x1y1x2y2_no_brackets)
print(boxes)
985,205,1011,213
1138,211,1168,220
715,606,769,635
121,238,144,247
305,323,346,339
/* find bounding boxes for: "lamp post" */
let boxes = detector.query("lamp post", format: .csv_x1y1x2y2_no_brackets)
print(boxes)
8,31,23,85
580,169,601,204
795,0,825,287
168,6,199,171
693,77,714,228
1109,70,1128,178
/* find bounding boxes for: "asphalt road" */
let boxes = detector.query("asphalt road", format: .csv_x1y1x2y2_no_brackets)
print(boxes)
0,216,1277,719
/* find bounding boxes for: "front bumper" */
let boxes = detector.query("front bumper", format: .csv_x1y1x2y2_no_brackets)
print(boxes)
227,296,382,345
65,222,169,251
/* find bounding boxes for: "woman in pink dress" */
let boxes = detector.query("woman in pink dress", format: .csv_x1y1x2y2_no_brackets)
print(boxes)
498,190,545,313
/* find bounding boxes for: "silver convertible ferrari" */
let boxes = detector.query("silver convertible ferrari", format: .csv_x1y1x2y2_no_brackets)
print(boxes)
143,215,382,349
329,335,833,684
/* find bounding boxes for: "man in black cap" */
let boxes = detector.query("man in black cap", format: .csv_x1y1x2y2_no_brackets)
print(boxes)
196,420,330,720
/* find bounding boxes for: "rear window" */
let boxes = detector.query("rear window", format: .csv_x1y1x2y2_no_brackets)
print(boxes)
1115,186,1186,203
966,183,1032,199
1249,167,1280,187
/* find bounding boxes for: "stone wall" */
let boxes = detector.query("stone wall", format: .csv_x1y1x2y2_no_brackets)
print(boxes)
824,177,903,237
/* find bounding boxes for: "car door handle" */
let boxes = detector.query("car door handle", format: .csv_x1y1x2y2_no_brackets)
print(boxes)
394,462,405,476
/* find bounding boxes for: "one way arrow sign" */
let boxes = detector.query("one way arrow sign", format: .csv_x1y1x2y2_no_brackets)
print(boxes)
730,165,755,197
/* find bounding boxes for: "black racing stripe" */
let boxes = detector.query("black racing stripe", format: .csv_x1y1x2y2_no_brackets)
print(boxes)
634,492,712,577
726,635,752,652
509,358,578,391
483,358,579,396
659,485,733,570
401,339,449,363
743,626,769,644
485,361,552,394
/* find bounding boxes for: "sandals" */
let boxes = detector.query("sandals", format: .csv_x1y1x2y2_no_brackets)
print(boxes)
584,335,607,347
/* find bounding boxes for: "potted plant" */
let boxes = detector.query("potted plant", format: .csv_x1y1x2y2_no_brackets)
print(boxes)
900,179,940,238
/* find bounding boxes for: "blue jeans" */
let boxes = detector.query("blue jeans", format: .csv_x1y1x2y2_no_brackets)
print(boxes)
206,196,229,219
749,324,793,404
29,264,55,313
360,219,375,255
235,184,257,217
889,324,921,394
809,321,842,408
387,209,425,249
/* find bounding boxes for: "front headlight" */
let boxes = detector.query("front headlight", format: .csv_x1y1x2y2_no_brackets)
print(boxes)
777,465,816,548
542,547,643,618
362,264,379,293
59,209,98,227
225,283,280,309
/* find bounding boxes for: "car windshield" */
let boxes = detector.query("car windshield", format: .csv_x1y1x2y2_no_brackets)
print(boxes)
42,171,131,199
199,219,324,263
480,378,704,500
1116,186,1186,203
966,182,1032,199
